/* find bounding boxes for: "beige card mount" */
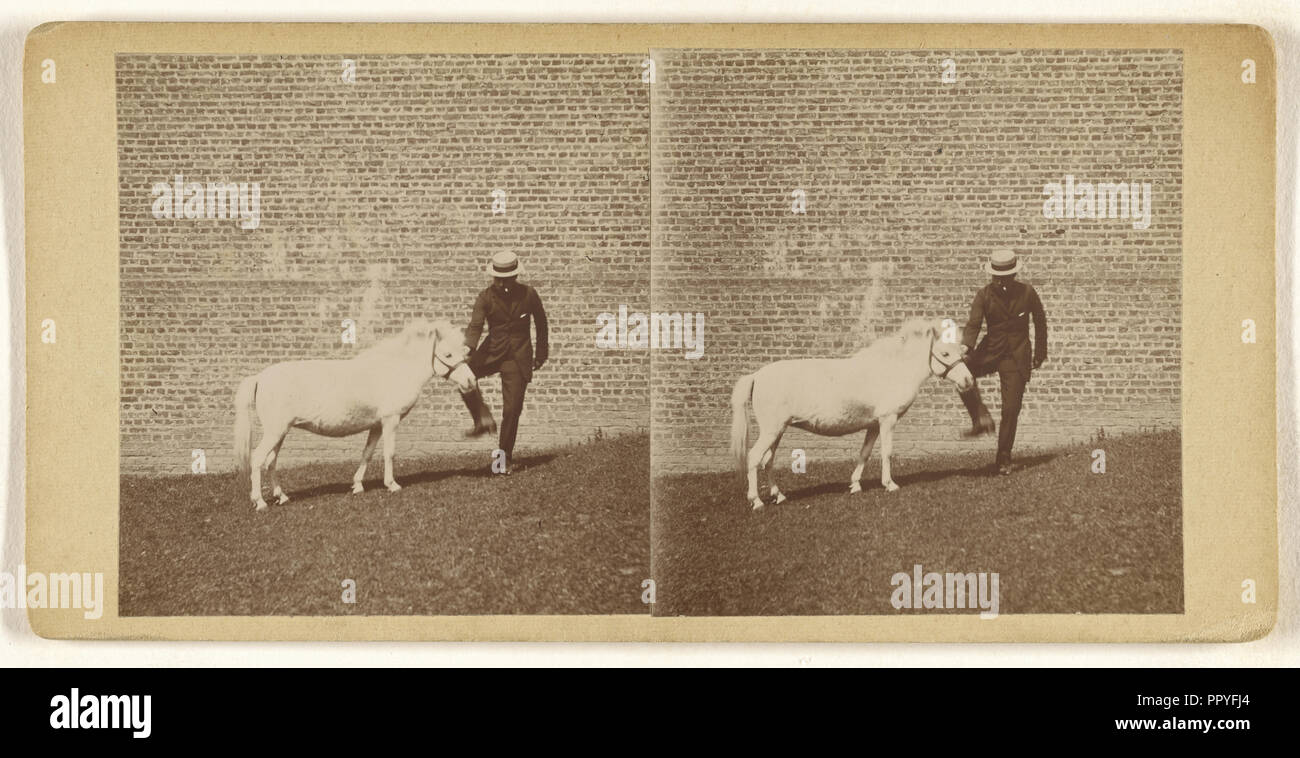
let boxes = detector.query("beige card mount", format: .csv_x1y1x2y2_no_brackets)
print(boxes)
22,23,1276,641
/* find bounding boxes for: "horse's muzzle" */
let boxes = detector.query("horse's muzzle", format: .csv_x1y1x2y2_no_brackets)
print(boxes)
449,362,478,394
948,363,975,392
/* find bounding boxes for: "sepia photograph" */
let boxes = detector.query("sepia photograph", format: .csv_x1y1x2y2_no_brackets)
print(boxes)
649,49,1183,616
18,21,1277,647
114,53,650,616
0,2,1291,731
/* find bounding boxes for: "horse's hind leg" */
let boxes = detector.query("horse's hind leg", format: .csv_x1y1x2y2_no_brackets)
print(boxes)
746,427,782,511
249,421,289,512
762,430,787,505
352,425,381,494
380,414,402,492
268,435,290,505
850,422,881,494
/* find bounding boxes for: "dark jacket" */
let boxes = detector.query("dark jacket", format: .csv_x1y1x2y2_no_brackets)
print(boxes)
962,279,1048,381
465,282,549,383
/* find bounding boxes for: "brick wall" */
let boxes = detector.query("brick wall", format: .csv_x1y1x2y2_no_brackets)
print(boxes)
117,50,1183,478
117,54,649,475
650,50,1182,473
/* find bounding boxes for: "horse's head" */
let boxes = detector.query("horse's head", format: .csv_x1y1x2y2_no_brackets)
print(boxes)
427,320,478,394
903,318,974,392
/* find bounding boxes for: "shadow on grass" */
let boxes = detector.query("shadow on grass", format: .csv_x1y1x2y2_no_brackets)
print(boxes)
895,451,1057,486
282,452,559,502
781,452,1058,501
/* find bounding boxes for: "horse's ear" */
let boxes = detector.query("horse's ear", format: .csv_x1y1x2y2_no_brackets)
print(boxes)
431,319,452,342
403,320,429,346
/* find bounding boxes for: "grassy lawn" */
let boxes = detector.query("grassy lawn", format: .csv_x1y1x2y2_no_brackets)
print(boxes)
120,434,649,616
652,430,1182,616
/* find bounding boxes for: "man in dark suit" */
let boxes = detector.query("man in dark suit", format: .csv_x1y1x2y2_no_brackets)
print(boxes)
958,249,1049,475
459,251,549,475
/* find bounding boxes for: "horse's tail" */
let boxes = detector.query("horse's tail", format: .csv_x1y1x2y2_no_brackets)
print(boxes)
234,374,259,476
729,372,756,470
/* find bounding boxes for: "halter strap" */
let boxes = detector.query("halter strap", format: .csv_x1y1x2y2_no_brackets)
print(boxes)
433,352,467,377
431,333,469,378
928,334,964,379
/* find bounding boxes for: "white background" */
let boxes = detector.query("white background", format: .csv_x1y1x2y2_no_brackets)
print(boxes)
2,0,1296,667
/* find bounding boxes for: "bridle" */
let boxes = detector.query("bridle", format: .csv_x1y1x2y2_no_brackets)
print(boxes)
430,333,470,379
928,334,965,379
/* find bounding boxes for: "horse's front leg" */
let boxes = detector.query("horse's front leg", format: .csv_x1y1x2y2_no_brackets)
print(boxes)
878,413,900,492
849,421,881,494
380,415,402,492
352,425,381,494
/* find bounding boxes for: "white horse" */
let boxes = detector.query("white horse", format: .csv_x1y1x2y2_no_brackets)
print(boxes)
234,319,479,512
729,318,975,510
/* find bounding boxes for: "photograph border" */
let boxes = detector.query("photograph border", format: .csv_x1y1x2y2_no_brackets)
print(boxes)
24,22,1276,641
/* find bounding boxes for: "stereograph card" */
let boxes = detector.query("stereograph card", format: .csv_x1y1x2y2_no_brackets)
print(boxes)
21,23,1276,641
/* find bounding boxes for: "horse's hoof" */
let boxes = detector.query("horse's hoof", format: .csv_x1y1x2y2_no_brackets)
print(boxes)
773,492,787,505
276,493,290,505
849,481,863,494
351,483,364,495
254,500,269,513
386,482,402,493
750,498,766,511
883,481,899,493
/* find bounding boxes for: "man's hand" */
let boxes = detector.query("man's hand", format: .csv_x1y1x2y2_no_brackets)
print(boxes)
1033,356,1045,370
533,357,546,372
960,344,969,357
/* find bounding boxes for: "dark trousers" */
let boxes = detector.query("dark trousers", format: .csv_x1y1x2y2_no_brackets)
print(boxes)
495,362,526,460
972,358,1027,466
470,358,527,461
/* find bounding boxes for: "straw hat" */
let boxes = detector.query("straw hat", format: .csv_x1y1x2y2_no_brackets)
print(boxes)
487,251,523,278
984,249,1021,276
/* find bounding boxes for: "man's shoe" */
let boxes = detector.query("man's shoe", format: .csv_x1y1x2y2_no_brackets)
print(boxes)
463,420,496,439
958,388,996,439
998,463,1014,476
962,412,996,439
460,389,497,438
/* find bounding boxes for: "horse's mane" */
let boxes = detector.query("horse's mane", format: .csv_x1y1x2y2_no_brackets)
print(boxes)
356,319,459,359
850,318,933,360
433,319,465,346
